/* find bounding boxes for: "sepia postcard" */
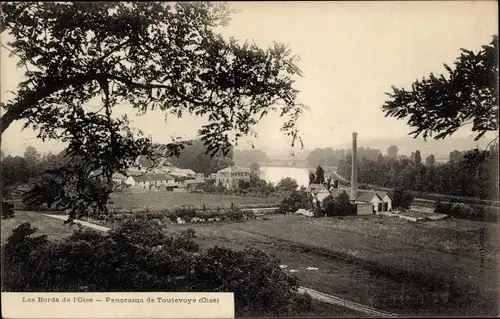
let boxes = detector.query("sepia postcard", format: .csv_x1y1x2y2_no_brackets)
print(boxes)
1,1,499,318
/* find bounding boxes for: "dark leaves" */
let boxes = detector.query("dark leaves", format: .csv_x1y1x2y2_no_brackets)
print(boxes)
382,35,498,142
1,2,305,219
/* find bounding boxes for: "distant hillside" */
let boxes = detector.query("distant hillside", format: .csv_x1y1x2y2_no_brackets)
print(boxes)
332,136,491,159
233,149,268,163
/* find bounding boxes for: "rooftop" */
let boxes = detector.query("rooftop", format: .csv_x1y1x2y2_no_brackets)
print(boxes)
306,183,323,193
184,179,206,184
217,165,251,173
355,190,383,202
132,173,172,182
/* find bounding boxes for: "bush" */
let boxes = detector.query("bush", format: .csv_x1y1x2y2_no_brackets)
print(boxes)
277,190,310,215
227,206,245,221
435,201,483,220
2,220,300,316
322,193,356,217
391,187,414,210
288,292,313,313
2,201,15,219
190,246,299,316
173,207,197,222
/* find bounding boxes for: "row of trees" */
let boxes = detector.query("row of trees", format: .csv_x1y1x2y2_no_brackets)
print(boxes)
337,147,499,199
306,147,382,167
1,140,234,190
199,172,299,198
1,147,68,188
167,139,234,175
0,2,306,221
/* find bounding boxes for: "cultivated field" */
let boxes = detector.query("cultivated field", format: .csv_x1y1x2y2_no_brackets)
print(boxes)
3,211,498,317
163,215,500,317
0,212,364,318
1,211,80,244
107,192,280,210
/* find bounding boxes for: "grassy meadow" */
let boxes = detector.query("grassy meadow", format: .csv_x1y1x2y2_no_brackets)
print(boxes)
107,191,280,211
0,211,364,318
1,211,80,244
2,210,498,317
163,214,499,317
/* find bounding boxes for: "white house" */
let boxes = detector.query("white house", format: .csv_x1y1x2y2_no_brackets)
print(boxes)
168,168,197,178
313,186,333,204
353,190,383,213
128,173,176,189
111,173,127,184
215,165,251,190
377,191,394,211
184,179,206,192
351,190,393,213
306,183,323,196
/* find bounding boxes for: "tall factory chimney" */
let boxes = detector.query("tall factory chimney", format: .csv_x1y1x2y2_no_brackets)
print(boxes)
350,132,358,201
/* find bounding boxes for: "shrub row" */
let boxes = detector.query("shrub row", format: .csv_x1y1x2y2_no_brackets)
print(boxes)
1,219,310,316
80,205,263,226
434,201,486,220
16,200,279,212
363,183,499,207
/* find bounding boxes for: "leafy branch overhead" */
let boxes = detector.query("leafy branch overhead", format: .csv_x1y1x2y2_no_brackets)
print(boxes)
382,35,498,142
1,2,305,219
0,2,305,154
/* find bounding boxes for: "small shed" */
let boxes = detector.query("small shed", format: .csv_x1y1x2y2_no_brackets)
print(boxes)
356,203,373,216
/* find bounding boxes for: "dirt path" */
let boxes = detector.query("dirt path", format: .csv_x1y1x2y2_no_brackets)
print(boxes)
42,214,397,318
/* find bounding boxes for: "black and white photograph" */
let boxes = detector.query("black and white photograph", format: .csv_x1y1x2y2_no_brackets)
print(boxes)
1,1,499,318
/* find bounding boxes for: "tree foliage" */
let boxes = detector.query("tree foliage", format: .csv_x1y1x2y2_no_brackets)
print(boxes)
321,192,356,217
337,147,498,200
2,219,306,316
233,149,268,164
276,177,298,194
387,145,399,159
306,147,382,167
410,150,422,165
277,189,311,214
1,201,15,219
167,139,234,175
425,154,436,167
0,2,305,220
391,187,414,210
249,162,260,172
308,172,315,185
382,35,499,142
315,166,325,184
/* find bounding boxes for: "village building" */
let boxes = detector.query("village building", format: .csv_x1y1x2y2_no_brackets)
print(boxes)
173,184,188,193
215,165,251,190
306,183,323,194
128,173,176,189
196,173,205,180
312,185,332,204
90,170,129,184
167,168,197,178
184,179,206,192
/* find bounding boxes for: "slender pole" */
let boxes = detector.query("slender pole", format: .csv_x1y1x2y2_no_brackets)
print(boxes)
350,132,358,201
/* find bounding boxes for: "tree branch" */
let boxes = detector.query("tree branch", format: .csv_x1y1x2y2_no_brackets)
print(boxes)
0,72,96,135
106,75,206,106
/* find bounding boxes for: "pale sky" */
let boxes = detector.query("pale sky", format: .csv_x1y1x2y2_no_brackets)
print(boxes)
1,1,498,156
